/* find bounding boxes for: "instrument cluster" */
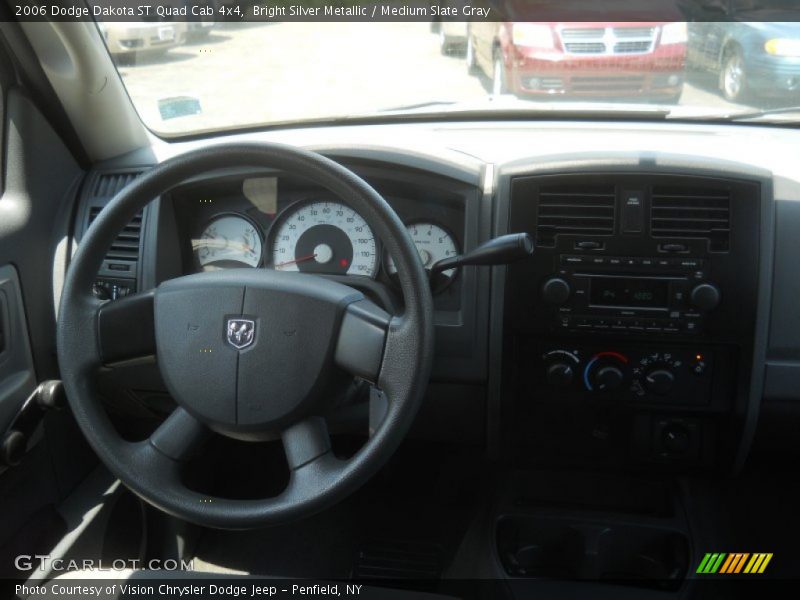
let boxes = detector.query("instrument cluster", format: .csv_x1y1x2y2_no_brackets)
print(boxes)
177,174,464,295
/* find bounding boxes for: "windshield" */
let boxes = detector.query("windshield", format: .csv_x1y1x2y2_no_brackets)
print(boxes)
99,18,800,135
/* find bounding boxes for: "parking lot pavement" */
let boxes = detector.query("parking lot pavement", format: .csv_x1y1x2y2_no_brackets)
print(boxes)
116,22,748,135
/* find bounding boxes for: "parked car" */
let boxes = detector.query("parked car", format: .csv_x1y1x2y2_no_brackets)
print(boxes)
437,21,468,55
687,21,800,103
429,2,469,55
184,0,219,40
99,21,188,60
466,21,687,102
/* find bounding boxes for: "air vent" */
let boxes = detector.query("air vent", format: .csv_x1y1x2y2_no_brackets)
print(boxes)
88,207,143,261
535,183,616,246
650,186,730,251
92,171,140,198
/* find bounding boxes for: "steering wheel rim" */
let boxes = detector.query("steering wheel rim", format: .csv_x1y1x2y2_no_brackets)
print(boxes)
57,142,435,528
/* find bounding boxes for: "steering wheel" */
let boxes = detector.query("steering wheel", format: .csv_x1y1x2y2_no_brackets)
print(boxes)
56,143,435,528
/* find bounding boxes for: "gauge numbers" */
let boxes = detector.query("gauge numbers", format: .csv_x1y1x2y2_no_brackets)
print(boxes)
194,215,262,270
386,222,459,280
271,201,378,277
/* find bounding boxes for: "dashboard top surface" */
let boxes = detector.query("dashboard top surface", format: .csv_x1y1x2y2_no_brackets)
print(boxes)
96,120,800,200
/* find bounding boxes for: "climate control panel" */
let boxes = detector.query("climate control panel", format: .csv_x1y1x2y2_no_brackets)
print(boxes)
535,344,716,406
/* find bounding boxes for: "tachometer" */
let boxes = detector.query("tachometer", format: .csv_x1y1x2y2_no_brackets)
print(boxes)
271,201,378,277
386,222,459,285
194,214,262,270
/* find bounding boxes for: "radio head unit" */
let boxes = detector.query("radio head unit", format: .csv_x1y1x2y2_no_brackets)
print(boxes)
540,254,719,335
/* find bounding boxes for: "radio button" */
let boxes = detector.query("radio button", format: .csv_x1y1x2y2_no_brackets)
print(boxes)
561,255,585,265
659,243,688,253
628,320,644,331
679,258,704,269
645,320,663,332
575,241,603,250
670,284,689,304
611,319,627,330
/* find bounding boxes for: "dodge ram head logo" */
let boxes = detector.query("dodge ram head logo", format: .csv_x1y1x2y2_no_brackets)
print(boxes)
226,318,256,350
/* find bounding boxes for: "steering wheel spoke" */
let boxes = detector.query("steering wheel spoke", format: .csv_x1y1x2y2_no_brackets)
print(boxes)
96,290,156,364
334,299,391,384
282,416,332,471
149,407,212,462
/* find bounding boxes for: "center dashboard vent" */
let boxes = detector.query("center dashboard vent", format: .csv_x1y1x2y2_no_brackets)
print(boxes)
650,185,730,251
535,183,616,247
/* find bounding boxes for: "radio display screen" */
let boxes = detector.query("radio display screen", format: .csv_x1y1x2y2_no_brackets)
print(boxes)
590,278,669,308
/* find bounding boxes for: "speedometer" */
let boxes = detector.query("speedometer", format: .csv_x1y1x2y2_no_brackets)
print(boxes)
194,214,262,271
270,201,378,277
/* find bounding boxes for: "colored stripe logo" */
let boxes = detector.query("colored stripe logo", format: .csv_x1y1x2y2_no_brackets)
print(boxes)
696,552,773,574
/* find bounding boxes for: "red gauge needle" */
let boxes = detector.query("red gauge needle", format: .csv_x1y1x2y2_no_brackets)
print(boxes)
275,253,316,268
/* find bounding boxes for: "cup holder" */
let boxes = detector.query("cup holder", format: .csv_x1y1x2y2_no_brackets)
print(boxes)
497,518,585,578
497,516,688,590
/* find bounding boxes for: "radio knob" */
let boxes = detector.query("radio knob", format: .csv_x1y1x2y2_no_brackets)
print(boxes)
595,366,624,392
690,283,721,311
541,277,571,305
546,362,574,387
644,368,675,395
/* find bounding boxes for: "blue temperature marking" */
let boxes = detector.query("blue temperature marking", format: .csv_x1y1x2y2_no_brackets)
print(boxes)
583,356,599,391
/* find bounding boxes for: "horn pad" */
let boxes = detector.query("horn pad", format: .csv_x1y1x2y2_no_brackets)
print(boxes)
154,269,363,433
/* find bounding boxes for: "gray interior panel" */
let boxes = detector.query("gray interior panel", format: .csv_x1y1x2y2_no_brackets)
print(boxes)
0,264,36,432
764,198,800,402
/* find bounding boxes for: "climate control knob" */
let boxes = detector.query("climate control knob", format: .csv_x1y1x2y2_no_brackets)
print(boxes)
691,283,721,311
595,366,624,392
541,277,571,305
644,368,675,395
546,363,575,387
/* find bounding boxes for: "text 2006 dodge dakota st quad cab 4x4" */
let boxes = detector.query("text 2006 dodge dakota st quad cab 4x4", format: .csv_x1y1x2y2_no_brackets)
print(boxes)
1,1,800,599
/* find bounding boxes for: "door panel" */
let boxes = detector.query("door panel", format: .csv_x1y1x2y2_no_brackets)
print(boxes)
0,264,36,434
0,82,97,564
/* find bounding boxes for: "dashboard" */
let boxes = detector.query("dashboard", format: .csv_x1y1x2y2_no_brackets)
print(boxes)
73,120,800,473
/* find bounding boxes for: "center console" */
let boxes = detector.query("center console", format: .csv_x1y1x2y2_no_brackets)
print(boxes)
500,170,762,471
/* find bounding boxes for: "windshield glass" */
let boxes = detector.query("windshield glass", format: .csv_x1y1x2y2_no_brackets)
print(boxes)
99,17,800,135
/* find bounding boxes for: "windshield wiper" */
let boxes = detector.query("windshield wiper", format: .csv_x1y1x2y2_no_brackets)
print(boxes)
375,98,672,119
726,106,800,122
378,100,459,112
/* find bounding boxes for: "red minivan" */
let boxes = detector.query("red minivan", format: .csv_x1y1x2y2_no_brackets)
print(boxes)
466,21,687,102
